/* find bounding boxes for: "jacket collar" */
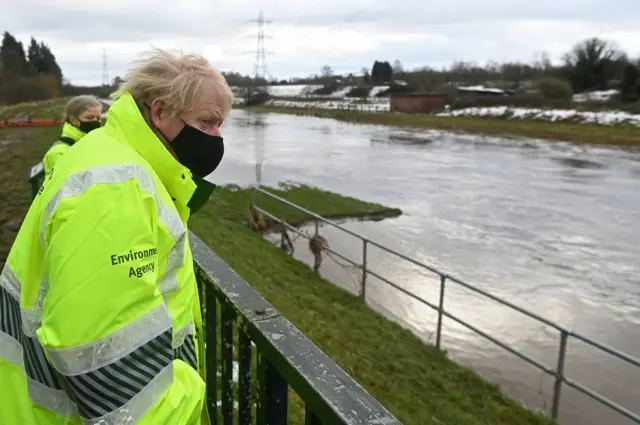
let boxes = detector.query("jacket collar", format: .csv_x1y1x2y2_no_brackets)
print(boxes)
103,92,197,210
61,122,86,143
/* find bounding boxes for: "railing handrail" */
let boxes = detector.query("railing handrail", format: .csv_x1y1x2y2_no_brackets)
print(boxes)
251,185,640,424
189,230,403,425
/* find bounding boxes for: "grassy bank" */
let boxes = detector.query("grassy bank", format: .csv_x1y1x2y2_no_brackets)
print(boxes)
2,114,554,425
0,125,61,263
239,105,640,148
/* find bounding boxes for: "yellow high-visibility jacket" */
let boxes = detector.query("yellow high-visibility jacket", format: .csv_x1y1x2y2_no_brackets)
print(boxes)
42,122,87,176
0,91,211,425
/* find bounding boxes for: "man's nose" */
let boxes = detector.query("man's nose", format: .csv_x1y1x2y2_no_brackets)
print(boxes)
209,127,221,137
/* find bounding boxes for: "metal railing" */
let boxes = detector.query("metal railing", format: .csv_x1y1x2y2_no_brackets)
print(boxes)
251,185,640,424
190,230,403,425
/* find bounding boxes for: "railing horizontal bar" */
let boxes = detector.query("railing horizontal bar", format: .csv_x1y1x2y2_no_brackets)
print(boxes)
366,269,440,312
447,275,566,332
441,310,555,375
323,246,360,267
250,315,402,425
256,207,361,268
256,188,446,275
254,186,364,239
564,377,640,423
366,239,444,275
570,331,640,368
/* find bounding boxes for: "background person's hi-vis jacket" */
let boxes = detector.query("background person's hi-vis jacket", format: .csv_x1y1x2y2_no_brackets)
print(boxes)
0,92,210,425
42,122,87,176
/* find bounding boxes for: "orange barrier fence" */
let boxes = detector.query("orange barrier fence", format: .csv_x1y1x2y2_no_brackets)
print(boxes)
0,118,63,128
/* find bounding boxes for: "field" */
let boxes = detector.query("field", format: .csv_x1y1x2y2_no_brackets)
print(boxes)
238,105,640,148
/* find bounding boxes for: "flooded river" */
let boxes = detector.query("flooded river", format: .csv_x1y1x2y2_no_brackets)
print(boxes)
209,109,640,425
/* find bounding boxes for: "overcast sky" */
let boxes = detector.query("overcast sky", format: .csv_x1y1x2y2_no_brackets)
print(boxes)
2,0,639,86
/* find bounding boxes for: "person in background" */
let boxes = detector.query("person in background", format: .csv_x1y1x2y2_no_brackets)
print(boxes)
0,49,233,425
42,94,103,175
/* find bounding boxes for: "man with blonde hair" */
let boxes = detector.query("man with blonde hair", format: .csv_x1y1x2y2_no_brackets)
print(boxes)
0,49,233,425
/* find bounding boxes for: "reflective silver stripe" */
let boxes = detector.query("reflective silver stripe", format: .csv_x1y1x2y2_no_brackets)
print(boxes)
0,331,24,368
172,321,193,348
0,264,21,301
21,273,48,337
40,164,159,250
0,278,78,418
83,364,173,425
45,303,172,376
33,164,186,331
22,304,42,337
27,377,78,418
50,140,68,149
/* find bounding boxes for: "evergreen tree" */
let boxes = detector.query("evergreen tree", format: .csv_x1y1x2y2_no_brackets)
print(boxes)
27,37,44,73
620,62,640,102
1,31,27,75
39,42,63,83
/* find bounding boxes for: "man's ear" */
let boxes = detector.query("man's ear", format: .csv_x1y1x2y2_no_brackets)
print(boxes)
149,98,165,127
69,115,80,127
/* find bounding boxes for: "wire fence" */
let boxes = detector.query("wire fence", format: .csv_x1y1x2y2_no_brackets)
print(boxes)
251,185,640,424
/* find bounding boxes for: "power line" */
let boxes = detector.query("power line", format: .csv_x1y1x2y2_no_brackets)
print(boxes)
246,11,274,81
101,49,109,86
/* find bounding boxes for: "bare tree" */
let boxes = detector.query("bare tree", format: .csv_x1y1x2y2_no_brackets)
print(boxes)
392,59,403,74
321,65,333,78
563,37,626,92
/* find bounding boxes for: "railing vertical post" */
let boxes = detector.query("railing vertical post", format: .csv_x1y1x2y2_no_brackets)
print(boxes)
221,305,235,425
436,275,447,351
257,351,288,425
238,326,253,425
552,330,569,420
204,284,218,425
314,220,319,238
251,185,257,210
361,239,368,301
280,201,287,249
305,409,322,425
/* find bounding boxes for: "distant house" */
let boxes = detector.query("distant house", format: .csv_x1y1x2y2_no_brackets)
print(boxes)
456,85,515,96
390,93,447,113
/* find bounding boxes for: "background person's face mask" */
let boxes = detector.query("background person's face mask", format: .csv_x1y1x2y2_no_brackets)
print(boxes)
78,119,101,134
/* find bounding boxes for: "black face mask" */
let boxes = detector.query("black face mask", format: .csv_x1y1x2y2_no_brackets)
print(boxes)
144,103,224,178
78,120,101,134
168,122,225,178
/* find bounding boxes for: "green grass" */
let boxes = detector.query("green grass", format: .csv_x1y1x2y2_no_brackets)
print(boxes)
0,96,111,121
0,98,69,120
0,125,61,263
1,110,555,425
220,182,402,230
238,105,640,148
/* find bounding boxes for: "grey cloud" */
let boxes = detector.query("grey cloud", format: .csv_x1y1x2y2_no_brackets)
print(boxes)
2,0,639,84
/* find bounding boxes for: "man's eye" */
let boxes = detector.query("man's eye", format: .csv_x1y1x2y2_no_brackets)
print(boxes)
202,120,219,127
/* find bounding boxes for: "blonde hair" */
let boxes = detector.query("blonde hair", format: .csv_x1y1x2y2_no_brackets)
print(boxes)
111,48,233,118
66,95,102,119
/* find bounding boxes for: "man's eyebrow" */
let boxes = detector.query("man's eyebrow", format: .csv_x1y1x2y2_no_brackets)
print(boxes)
198,109,222,122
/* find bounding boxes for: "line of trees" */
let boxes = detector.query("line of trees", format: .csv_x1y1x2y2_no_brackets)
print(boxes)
298,37,640,103
396,38,640,102
0,31,64,104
